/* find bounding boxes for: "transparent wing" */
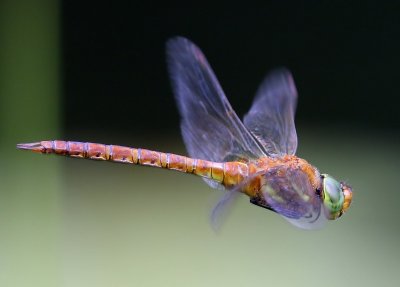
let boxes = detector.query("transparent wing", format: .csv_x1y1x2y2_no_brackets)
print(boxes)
166,37,266,166
252,167,326,229
210,170,272,231
243,68,298,157
210,187,241,232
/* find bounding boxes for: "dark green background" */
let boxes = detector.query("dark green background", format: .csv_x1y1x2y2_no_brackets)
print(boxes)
1,1,399,286
63,1,399,133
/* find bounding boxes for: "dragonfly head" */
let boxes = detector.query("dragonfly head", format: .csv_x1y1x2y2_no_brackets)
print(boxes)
320,174,352,220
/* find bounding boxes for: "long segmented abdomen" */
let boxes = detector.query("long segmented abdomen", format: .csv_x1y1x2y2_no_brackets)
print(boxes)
17,140,249,187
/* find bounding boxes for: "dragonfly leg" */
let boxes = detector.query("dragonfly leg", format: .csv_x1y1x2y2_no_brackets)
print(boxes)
250,196,276,213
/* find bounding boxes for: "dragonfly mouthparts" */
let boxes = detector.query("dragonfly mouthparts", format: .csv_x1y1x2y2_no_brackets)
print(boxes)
16,142,45,153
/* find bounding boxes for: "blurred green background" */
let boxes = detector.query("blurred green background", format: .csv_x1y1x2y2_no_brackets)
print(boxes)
1,1,399,287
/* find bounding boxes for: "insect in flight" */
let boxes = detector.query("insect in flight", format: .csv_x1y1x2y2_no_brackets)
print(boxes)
17,37,352,229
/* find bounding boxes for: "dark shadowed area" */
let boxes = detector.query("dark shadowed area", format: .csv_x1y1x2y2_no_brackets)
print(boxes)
1,1,399,286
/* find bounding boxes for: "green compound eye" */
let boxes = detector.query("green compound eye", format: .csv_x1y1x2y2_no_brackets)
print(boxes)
321,174,345,219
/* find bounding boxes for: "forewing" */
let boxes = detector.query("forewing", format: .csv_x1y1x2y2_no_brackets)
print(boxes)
166,37,266,164
243,69,298,157
260,167,326,229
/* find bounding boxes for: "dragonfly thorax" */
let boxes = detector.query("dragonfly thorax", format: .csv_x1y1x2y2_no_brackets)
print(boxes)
253,155,321,190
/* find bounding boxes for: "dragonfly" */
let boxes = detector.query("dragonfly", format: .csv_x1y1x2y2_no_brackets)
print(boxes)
17,37,352,229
